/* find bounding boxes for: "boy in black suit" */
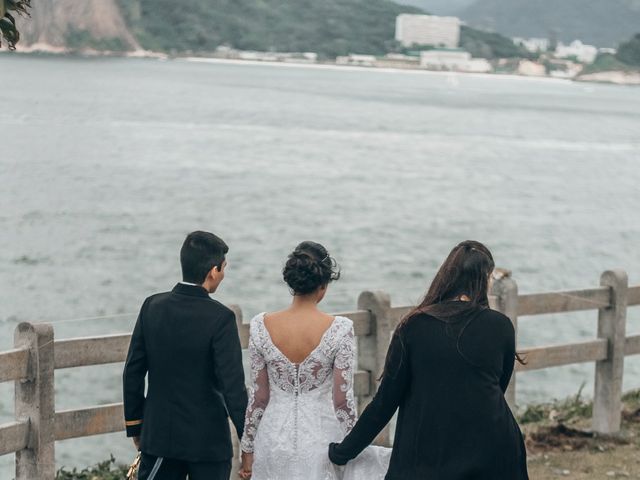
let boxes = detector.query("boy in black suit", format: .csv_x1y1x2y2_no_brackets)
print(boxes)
123,231,248,480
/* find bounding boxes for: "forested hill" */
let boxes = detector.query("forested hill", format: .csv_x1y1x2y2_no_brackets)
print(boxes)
14,0,524,59
118,0,422,57
458,0,640,47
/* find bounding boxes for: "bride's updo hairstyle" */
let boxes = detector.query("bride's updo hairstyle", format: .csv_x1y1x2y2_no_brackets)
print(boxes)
283,241,341,295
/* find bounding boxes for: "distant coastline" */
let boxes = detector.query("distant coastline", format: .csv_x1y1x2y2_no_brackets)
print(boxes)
4,46,639,86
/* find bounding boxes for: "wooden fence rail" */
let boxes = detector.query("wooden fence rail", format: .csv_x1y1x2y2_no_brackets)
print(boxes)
0,269,638,479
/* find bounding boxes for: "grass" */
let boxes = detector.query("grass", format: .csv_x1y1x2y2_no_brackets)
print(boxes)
524,388,640,479
55,455,129,480
580,53,639,75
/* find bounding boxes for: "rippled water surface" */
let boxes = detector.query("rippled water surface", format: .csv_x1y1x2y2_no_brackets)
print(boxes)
1,55,639,474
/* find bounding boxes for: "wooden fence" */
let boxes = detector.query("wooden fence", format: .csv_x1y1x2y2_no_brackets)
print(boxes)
0,269,639,479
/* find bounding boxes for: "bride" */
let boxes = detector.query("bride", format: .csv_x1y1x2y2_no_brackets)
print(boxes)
239,241,390,480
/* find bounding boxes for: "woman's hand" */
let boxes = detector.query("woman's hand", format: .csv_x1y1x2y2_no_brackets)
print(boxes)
239,452,254,479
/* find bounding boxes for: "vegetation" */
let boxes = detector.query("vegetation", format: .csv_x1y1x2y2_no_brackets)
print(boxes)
459,25,531,59
580,53,637,75
525,389,640,479
459,0,640,48
118,0,421,58
65,29,129,52
115,0,523,60
0,0,31,50
394,28,525,60
616,33,640,66
518,383,592,425
56,456,129,480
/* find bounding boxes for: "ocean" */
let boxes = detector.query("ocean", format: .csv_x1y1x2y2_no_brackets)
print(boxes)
0,54,639,474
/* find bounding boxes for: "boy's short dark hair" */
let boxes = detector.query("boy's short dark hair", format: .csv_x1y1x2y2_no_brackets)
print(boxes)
180,231,229,284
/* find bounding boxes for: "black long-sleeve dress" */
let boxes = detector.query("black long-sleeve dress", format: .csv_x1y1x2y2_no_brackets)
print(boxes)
329,305,529,480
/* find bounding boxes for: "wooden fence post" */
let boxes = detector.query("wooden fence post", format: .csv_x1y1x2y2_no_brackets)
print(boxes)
229,305,244,479
491,269,519,409
357,291,393,446
593,269,628,435
14,322,55,480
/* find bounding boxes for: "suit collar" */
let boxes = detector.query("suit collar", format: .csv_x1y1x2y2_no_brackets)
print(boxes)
172,283,211,298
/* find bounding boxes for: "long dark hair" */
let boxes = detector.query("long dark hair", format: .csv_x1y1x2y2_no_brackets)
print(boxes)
402,240,494,325
386,240,524,378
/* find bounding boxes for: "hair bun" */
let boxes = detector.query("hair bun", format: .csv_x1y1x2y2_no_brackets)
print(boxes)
282,242,340,295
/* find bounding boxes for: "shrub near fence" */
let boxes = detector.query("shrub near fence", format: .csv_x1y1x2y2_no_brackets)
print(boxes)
0,269,639,480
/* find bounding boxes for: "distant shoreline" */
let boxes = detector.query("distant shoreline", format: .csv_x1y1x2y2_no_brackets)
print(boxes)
4,47,639,86
182,56,573,85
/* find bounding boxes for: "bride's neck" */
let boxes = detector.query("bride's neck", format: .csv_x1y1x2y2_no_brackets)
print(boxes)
291,294,320,310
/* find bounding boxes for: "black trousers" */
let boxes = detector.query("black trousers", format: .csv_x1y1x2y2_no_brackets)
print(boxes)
138,452,231,480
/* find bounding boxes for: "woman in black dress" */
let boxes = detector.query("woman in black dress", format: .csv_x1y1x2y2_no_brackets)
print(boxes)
329,240,529,479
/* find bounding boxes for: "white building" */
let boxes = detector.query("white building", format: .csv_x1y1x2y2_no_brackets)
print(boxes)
555,40,598,64
517,60,547,77
395,14,461,48
336,54,377,67
420,49,492,73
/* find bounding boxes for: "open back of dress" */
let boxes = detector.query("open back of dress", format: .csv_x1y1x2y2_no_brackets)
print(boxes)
241,313,390,480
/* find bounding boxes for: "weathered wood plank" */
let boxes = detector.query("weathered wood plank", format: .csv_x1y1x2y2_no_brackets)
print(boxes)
340,310,372,337
357,291,394,446
54,334,131,369
0,421,29,456
629,286,640,306
390,306,412,325
518,287,611,316
516,339,608,372
593,270,628,434
625,334,640,356
491,273,519,408
55,404,124,441
0,348,29,383
353,370,371,397
488,294,498,310
238,324,250,349
15,322,56,479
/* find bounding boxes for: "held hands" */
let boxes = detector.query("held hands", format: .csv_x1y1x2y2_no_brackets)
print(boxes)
239,451,254,479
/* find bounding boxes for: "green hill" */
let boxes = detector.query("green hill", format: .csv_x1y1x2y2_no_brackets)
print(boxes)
118,0,422,58
117,0,524,60
458,0,640,47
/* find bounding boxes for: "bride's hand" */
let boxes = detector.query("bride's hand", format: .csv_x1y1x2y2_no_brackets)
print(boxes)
239,452,254,479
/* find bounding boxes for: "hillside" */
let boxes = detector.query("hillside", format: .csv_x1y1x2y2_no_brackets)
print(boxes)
10,0,524,60
118,0,421,58
15,0,138,51
458,0,640,47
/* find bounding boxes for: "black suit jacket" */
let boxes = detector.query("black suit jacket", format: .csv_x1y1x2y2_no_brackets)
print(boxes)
123,283,248,462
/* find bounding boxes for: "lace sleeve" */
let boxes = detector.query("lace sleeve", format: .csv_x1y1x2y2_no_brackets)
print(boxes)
333,322,357,435
240,327,270,453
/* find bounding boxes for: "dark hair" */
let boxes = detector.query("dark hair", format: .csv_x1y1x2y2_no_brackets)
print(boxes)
406,240,495,323
383,240,524,378
180,231,228,284
282,241,340,295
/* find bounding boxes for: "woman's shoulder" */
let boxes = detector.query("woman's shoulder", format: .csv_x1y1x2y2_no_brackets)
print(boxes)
396,311,438,332
249,312,267,334
333,316,354,336
476,308,514,332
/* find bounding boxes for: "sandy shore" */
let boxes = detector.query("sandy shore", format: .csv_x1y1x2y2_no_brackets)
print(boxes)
7,44,639,86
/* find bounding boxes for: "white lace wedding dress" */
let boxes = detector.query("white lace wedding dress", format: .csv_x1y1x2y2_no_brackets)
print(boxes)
240,313,391,480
